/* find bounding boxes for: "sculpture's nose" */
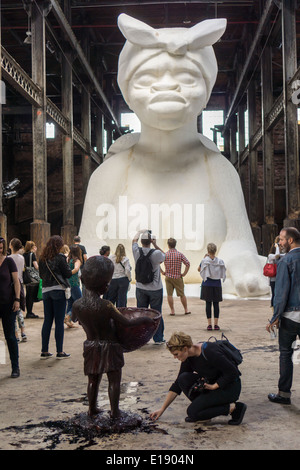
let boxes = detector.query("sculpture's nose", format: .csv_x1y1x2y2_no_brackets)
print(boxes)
151,74,181,92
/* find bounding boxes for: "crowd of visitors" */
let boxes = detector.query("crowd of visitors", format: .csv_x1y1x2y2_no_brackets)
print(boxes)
1,226,299,428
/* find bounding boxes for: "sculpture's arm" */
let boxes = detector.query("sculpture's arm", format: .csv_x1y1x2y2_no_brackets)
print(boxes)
207,152,269,296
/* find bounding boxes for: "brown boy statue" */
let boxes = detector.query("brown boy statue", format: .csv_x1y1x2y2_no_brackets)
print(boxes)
72,255,155,420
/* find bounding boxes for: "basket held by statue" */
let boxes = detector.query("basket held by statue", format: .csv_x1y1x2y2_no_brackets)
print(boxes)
116,307,161,352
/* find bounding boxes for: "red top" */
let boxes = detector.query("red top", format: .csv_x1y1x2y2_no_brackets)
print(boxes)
164,249,190,279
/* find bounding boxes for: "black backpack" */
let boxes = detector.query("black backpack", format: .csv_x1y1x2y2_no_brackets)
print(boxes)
135,248,155,284
202,333,243,367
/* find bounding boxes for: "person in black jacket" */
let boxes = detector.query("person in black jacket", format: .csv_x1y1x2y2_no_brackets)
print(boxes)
39,235,72,359
23,240,40,318
0,237,21,377
150,331,246,425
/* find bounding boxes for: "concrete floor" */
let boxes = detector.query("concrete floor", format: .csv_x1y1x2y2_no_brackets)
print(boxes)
0,293,300,451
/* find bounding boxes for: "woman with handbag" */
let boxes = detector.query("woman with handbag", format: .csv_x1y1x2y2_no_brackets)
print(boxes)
107,244,132,307
23,241,40,319
265,237,285,307
38,235,72,359
9,238,27,342
0,237,21,377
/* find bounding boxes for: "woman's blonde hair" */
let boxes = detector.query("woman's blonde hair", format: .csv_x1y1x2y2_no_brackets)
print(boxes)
166,332,193,352
207,242,217,254
61,244,70,255
115,243,126,264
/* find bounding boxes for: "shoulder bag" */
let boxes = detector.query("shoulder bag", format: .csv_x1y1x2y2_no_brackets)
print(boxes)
23,252,40,285
120,260,132,291
45,259,71,299
263,261,277,278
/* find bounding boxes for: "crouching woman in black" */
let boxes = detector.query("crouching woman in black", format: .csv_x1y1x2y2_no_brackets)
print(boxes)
150,332,246,425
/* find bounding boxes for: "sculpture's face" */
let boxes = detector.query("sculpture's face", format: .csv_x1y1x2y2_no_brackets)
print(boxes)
127,52,207,130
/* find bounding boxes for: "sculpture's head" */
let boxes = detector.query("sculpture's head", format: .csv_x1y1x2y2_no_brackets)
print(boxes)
117,14,226,130
81,255,114,295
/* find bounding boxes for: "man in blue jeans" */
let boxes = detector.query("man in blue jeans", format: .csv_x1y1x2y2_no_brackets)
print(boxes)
267,227,300,404
132,230,165,344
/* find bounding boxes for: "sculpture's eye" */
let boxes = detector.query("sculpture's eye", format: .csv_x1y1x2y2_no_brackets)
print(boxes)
175,72,197,86
134,73,157,88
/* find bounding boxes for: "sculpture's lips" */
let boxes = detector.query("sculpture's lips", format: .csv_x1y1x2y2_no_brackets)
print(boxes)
149,92,186,105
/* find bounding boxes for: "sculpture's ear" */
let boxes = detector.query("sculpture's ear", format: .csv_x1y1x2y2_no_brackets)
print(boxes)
189,18,227,49
118,13,157,46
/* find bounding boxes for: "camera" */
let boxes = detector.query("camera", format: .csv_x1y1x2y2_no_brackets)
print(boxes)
188,377,208,398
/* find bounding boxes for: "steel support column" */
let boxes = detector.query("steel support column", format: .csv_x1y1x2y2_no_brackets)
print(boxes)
81,36,92,197
0,11,7,239
61,0,76,245
282,0,300,230
261,44,277,254
31,0,50,253
247,79,261,247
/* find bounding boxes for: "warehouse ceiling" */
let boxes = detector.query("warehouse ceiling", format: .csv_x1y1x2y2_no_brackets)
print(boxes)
0,1,299,124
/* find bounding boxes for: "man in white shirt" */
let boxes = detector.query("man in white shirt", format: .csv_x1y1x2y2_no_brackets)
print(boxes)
132,230,165,344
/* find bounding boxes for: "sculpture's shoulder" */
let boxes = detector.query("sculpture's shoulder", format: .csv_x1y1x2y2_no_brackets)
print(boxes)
89,146,133,182
198,133,239,180
105,132,140,161
198,134,233,167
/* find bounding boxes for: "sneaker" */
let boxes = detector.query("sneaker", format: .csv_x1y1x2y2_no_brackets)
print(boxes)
21,334,27,342
11,368,20,378
40,352,53,359
228,402,247,425
26,313,39,319
268,393,291,405
154,340,166,345
56,352,71,359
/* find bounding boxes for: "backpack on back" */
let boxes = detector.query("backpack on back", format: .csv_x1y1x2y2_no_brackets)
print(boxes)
202,333,243,367
135,248,155,284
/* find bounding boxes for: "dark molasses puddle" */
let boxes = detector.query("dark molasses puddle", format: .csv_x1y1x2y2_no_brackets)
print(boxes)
2,409,167,450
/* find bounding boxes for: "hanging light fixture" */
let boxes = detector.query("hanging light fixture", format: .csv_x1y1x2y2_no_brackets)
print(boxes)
24,31,32,44
183,3,191,24
24,5,32,44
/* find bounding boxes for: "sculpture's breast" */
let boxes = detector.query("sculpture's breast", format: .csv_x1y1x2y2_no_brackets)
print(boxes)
119,153,227,252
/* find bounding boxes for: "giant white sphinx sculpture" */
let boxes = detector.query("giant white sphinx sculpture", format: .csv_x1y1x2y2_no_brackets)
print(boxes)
79,14,269,297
